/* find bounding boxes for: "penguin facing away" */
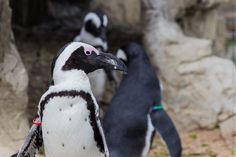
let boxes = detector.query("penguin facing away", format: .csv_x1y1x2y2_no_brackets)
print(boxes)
12,42,127,157
74,11,114,102
102,42,182,157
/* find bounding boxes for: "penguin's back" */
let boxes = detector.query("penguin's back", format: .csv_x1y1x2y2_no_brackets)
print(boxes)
103,55,160,157
104,113,147,157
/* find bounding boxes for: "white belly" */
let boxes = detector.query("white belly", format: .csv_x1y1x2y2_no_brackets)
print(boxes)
42,96,104,157
142,114,155,157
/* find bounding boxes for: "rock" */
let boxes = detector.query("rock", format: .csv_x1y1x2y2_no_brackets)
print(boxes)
180,8,226,56
218,111,234,122
90,0,141,27
0,0,29,156
166,0,229,20
220,115,236,148
143,0,236,133
227,44,236,63
0,144,14,157
166,0,227,55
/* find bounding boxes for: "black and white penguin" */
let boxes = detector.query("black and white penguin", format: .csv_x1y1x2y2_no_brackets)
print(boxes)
102,42,182,157
74,11,108,52
12,42,127,157
74,11,112,102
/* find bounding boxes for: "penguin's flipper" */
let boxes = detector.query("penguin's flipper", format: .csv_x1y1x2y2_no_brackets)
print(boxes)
150,110,182,157
14,123,43,157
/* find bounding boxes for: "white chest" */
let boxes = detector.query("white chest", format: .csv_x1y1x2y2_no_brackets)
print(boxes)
142,114,155,157
42,96,104,157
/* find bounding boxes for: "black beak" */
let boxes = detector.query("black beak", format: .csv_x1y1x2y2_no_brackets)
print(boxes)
95,52,127,73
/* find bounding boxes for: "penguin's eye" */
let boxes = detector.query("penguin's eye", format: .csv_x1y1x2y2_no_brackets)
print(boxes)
85,51,92,56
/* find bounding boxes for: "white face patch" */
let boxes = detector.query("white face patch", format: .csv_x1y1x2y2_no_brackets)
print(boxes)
116,49,127,62
84,12,101,28
103,15,108,27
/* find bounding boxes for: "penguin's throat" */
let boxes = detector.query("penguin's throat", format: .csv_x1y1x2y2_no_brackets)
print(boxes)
53,70,90,86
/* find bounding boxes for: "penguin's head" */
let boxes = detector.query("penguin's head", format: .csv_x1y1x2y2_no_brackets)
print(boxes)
74,11,108,52
51,42,127,84
116,42,144,65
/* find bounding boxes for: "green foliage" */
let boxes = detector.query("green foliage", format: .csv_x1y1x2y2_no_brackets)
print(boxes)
38,146,44,155
230,147,236,155
225,38,236,48
189,132,197,140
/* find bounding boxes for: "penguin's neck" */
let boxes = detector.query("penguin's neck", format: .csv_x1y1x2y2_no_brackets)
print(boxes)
128,57,154,83
53,70,91,90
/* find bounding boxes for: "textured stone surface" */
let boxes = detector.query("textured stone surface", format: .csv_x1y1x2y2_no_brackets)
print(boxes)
0,0,29,156
166,0,229,20
220,115,236,148
90,0,141,27
227,45,236,63
166,0,228,55
143,0,236,142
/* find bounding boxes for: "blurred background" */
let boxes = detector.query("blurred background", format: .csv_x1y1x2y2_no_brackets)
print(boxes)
0,0,235,156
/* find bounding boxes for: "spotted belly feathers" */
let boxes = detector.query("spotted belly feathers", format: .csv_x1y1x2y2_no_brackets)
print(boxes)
41,90,106,157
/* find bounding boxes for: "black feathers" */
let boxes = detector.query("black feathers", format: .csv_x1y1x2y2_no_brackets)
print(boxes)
62,46,98,73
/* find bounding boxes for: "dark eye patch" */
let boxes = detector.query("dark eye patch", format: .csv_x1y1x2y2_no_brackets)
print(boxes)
62,46,98,73
85,20,104,37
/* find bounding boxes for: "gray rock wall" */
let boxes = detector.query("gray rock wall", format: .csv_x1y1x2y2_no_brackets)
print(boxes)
166,0,227,56
0,0,29,156
90,0,141,28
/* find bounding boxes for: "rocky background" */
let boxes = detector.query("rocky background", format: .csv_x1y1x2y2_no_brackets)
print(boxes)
0,0,235,156
0,0,29,156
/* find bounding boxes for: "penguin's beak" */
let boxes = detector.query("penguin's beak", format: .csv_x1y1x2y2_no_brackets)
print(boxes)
95,52,127,73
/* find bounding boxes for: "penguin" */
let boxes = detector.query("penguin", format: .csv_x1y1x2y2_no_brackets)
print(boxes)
74,11,108,52
12,42,127,157
102,42,182,157
74,11,114,102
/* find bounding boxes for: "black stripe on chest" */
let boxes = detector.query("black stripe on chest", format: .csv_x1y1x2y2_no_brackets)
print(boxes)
39,90,105,153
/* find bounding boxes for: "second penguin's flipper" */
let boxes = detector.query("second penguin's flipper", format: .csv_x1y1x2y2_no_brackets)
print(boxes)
14,120,43,157
150,108,182,157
